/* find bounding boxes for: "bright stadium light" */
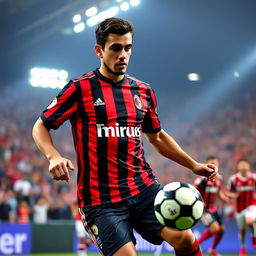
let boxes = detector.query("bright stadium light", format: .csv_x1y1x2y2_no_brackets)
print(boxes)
87,7,119,27
187,73,200,81
85,6,98,17
73,22,85,33
59,70,69,80
29,67,69,89
72,14,81,23
116,0,123,2
120,2,129,11
234,71,240,78
130,0,140,6
87,16,99,27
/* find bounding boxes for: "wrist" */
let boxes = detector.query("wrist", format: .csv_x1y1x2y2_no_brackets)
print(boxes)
46,151,61,161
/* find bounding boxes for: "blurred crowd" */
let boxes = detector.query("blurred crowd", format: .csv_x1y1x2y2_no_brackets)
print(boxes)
0,79,255,224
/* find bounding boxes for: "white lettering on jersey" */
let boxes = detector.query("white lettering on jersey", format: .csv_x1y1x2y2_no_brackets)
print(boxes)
205,187,219,193
96,123,141,137
236,185,254,192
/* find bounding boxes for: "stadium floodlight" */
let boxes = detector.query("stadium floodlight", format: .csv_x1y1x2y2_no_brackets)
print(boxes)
233,71,240,78
187,73,200,81
116,0,123,2
87,15,100,27
87,7,119,27
73,14,82,23
29,67,69,89
85,6,98,17
73,22,86,33
120,2,129,11
130,0,140,6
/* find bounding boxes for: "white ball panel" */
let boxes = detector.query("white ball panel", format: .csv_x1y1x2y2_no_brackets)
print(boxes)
154,189,165,206
155,211,165,225
163,182,181,192
188,184,202,199
160,200,180,220
192,200,204,220
176,187,196,205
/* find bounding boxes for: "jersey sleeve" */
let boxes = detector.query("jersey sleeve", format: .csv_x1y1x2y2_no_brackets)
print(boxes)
40,81,78,130
142,88,161,133
194,176,206,190
227,176,236,192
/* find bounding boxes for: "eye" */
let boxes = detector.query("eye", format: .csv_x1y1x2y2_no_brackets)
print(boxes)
125,45,132,51
110,44,122,52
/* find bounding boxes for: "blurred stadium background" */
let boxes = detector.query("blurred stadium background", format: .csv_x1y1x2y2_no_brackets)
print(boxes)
0,0,256,255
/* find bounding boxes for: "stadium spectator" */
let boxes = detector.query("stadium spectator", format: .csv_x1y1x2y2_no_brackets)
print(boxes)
13,173,33,204
0,190,14,223
17,200,30,224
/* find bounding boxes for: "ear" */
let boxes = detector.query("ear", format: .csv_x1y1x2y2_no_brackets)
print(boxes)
94,44,103,58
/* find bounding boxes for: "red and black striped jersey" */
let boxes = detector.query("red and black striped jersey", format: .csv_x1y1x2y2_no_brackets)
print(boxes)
41,69,161,207
227,172,256,213
194,175,222,212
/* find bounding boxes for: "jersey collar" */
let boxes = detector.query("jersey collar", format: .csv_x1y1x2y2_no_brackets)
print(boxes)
94,68,127,86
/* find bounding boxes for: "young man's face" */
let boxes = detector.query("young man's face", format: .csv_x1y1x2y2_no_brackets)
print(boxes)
97,32,132,76
207,158,219,168
237,160,250,174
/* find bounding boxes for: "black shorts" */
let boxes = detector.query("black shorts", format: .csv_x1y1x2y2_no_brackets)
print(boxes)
201,210,222,227
82,182,164,256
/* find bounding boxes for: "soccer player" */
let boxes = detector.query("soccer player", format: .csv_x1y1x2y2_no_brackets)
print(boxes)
194,156,229,256
71,201,93,256
32,17,218,256
227,159,256,256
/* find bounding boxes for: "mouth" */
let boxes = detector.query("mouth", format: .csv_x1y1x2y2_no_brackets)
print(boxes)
116,63,127,69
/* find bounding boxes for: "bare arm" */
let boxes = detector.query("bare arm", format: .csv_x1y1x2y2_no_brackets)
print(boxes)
225,191,239,199
145,129,218,180
32,117,75,181
217,190,230,203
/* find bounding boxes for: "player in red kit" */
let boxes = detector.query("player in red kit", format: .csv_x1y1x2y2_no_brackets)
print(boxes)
227,159,256,256
32,17,218,256
194,157,229,256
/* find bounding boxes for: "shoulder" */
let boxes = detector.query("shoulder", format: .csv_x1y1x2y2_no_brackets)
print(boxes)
194,176,206,185
126,74,151,89
71,71,96,83
218,175,223,181
249,172,256,180
228,173,237,183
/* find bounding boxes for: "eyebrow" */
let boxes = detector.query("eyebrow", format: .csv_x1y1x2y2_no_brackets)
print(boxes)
109,43,133,47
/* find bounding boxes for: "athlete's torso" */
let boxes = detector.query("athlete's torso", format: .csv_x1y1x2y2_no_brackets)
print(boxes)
227,172,256,213
194,175,222,212
41,69,161,207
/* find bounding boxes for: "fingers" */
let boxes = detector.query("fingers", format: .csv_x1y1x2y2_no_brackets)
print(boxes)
207,163,218,181
49,160,71,182
67,160,75,171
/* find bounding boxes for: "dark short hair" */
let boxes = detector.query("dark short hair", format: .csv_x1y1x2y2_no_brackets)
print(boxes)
95,17,134,48
206,156,217,161
237,158,249,165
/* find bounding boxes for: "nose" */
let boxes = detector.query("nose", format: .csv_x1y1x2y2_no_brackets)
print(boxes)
118,49,126,59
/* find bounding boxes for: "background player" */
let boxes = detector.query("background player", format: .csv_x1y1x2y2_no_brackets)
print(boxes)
194,156,229,256
71,201,93,256
32,17,218,256
227,159,256,256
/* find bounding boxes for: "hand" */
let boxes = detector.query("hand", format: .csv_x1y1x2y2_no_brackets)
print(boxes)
49,156,75,182
192,163,218,181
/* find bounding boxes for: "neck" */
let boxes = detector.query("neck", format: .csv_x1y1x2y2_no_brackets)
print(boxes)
99,65,124,83
240,171,247,177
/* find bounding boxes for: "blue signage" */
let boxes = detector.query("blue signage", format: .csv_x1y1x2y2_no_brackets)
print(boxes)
0,224,31,255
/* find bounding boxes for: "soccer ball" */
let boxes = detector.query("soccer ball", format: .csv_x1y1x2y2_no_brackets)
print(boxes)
154,182,204,230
